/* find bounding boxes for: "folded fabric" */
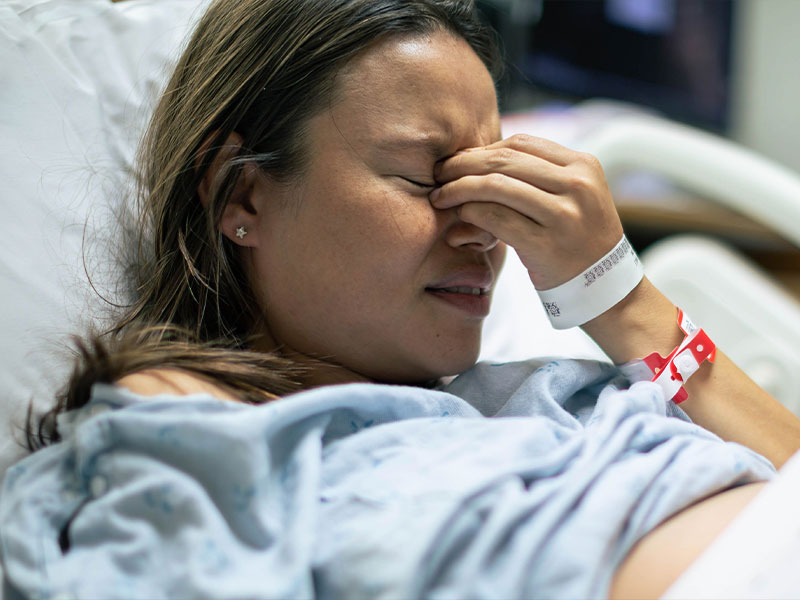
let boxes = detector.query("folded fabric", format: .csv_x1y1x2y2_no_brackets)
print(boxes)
0,359,775,599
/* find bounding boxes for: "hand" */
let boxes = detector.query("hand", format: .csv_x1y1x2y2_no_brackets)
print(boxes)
433,136,800,468
431,134,624,290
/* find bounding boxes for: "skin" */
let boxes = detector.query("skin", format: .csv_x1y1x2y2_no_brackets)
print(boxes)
223,32,506,384
122,28,800,599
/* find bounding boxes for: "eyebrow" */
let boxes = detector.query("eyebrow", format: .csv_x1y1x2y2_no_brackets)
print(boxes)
373,136,451,159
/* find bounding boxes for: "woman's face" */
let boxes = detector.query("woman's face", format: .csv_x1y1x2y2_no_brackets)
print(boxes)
248,31,505,384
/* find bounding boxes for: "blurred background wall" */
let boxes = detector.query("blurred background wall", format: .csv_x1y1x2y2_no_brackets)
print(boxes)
479,0,800,173
732,0,800,174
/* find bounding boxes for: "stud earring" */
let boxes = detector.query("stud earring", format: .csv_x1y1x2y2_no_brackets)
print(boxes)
235,226,247,239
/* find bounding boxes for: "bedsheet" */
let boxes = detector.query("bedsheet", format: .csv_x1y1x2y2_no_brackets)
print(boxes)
0,359,774,599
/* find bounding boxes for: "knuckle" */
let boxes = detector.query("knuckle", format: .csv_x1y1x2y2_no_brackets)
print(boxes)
449,152,466,168
506,134,537,154
566,172,594,193
508,133,535,148
578,151,603,171
564,202,583,221
551,197,584,226
488,147,516,168
553,200,581,222
484,172,507,189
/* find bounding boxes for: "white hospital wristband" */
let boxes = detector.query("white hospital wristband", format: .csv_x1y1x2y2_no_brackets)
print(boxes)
537,235,644,329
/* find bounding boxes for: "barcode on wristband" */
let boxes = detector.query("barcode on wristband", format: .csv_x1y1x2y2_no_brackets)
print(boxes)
543,302,561,317
536,234,644,329
583,238,637,288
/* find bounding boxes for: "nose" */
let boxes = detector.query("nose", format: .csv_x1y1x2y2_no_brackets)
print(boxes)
444,214,499,252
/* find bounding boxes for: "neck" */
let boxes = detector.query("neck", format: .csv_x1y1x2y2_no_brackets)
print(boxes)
296,357,373,388
248,327,372,389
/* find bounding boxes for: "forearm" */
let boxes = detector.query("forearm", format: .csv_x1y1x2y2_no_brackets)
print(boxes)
432,135,800,468
582,277,800,469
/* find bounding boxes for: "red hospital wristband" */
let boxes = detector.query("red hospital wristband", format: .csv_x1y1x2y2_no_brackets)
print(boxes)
619,309,717,404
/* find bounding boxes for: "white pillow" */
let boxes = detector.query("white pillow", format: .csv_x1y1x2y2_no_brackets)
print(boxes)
0,0,211,479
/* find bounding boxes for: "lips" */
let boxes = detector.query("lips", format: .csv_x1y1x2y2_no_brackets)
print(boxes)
427,286,486,296
425,268,494,295
425,268,494,317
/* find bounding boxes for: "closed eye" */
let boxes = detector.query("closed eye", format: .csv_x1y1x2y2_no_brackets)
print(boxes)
401,177,436,189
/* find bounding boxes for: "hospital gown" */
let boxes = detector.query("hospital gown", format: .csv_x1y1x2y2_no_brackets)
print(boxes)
0,359,775,599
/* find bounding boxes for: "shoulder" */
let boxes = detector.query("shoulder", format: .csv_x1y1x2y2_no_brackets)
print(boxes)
115,368,240,402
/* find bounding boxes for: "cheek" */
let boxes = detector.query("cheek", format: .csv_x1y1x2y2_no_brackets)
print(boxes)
376,190,441,246
274,189,441,304
259,196,443,354
327,186,441,267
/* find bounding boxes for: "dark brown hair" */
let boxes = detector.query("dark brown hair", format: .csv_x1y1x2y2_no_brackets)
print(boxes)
29,0,502,448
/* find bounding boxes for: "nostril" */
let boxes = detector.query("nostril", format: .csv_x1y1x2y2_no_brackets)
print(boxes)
450,225,498,252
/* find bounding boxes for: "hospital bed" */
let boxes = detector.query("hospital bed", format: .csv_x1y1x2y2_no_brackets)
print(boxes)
2,1,800,597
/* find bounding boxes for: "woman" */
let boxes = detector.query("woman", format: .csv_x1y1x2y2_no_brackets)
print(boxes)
5,0,800,598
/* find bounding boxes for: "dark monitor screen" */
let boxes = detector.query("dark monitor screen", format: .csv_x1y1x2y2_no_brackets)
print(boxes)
480,0,735,132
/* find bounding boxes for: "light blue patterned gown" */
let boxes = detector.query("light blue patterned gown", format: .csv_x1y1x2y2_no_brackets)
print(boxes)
0,359,774,599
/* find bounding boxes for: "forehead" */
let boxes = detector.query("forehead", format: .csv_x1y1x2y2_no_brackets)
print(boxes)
327,31,501,154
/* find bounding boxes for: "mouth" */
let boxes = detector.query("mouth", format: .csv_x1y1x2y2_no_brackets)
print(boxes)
424,270,494,317
425,286,488,296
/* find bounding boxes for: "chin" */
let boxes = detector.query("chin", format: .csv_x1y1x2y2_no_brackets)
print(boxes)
354,330,483,384
416,343,482,383
362,348,478,385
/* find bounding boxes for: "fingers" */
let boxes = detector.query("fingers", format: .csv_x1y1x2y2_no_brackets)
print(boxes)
434,133,603,200
430,172,564,228
429,133,623,290
435,144,568,194
430,133,601,228
454,200,546,254
480,133,578,167
436,133,581,181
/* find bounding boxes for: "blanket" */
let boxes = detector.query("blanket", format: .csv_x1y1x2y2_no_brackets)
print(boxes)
0,359,775,599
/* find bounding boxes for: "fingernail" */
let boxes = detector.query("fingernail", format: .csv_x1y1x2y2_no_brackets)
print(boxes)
429,187,441,203
433,162,442,179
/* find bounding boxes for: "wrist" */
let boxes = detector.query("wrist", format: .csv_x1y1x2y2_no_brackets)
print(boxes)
536,234,642,330
580,277,683,364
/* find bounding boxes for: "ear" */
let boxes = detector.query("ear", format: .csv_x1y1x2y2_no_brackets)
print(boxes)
196,131,261,248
